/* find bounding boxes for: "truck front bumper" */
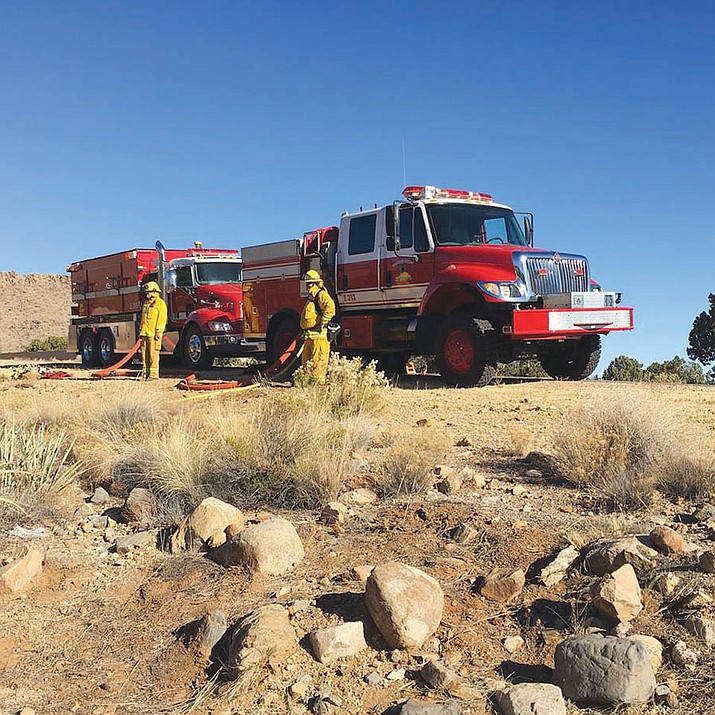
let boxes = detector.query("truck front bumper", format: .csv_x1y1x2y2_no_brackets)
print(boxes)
203,334,264,354
509,307,634,340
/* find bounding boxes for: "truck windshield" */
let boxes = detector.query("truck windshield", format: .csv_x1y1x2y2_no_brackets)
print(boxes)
195,262,242,285
426,204,528,247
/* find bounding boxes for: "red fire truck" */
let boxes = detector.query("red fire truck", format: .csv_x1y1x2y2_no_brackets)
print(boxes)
242,185,633,386
68,242,252,369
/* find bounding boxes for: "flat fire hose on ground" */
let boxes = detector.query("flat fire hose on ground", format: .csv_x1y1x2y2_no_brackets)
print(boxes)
176,338,303,396
91,339,142,379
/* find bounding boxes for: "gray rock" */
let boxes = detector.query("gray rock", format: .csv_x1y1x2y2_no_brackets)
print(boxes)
400,701,462,715
554,635,656,705
699,550,715,574
420,660,458,690
684,616,715,646
309,621,367,663
114,530,155,554
365,562,443,649
584,536,659,576
209,517,304,575
364,671,382,685
229,604,297,679
90,515,110,529
494,683,566,715
195,610,228,651
540,546,579,587
122,487,155,524
671,640,699,671
90,486,110,505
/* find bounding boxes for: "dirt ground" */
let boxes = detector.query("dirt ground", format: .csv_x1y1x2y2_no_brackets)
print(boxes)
0,273,71,353
0,367,714,715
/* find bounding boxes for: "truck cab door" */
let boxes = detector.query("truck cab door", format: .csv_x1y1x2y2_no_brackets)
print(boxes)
380,204,434,307
336,210,383,309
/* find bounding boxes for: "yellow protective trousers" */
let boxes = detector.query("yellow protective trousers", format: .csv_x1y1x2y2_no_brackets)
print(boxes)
141,335,161,379
301,335,330,383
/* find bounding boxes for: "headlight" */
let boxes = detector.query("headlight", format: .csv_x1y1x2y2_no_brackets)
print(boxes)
478,281,523,299
208,321,232,332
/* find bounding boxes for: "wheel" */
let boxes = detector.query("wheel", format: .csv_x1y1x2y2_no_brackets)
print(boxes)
369,353,408,379
435,314,497,387
266,316,301,366
79,329,99,367
539,335,602,380
181,324,213,370
97,329,116,368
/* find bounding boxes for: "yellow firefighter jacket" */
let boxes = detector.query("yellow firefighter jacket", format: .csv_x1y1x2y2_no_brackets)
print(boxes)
139,296,168,337
300,287,335,338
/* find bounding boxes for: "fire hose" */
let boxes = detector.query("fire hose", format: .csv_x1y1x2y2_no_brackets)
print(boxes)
91,339,142,378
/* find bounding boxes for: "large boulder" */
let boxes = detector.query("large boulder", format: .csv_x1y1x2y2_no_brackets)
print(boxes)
494,683,566,715
583,536,659,576
590,564,643,623
229,605,297,679
554,635,656,705
0,546,43,595
209,517,304,575
171,497,244,553
309,621,367,663
365,562,443,649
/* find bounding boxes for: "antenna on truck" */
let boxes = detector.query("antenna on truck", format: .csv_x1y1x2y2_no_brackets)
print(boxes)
401,138,407,186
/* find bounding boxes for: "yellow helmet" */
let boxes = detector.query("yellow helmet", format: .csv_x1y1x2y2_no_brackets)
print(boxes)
143,281,161,293
303,269,322,284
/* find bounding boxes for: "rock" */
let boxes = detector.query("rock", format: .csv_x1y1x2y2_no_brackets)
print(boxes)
448,522,478,544
494,683,566,715
288,681,310,700
386,667,406,680
209,517,304,575
320,501,348,526
90,486,110,504
436,471,462,495
649,526,686,555
20,708,37,715
364,671,382,685
671,640,699,671
420,660,458,690
698,550,715,574
74,503,94,519
122,487,155,523
540,545,579,587
229,605,297,678
554,635,656,705
309,621,367,663
365,561,444,649
525,468,542,479
90,515,110,529
171,497,244,553
513,520,528,530
195,611,228,652
630,635,663,671
584,536,659,576
340,488,378,506
684,616,715,646
0,546,43,595
591,564,643,623
503,635,525,654
511,485,527,497
115,530,155,554
459,466,486,489
351,564,374,582
654,572,681,596
480,569,526,602
400,701,462,715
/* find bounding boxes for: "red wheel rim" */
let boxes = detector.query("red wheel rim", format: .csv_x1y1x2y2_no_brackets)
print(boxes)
443,329,474,374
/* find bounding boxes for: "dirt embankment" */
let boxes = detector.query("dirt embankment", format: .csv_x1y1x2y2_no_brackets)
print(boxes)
0,272,71,353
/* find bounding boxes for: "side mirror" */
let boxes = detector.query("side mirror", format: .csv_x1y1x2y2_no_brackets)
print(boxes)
385,204,400,252
523,215,534,246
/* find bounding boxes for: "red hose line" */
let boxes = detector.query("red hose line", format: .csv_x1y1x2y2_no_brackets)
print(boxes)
91,339,142,378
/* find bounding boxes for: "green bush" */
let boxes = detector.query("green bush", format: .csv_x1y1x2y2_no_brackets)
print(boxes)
26,336,68,352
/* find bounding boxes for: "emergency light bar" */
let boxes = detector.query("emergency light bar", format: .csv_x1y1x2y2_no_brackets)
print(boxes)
402,185,494,203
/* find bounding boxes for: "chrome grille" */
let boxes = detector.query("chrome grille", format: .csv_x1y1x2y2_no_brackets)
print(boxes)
525,256,589,296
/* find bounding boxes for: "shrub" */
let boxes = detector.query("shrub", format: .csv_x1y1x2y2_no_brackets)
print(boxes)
26,336,68,352
379,429,450,496
0,421,82,524
552,395,714,508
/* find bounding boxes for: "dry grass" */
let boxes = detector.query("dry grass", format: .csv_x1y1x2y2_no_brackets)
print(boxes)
552,394,714,508
379,429,451,495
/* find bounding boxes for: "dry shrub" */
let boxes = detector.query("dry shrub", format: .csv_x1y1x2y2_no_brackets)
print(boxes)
0,420,82,525
553,394,714,509
380,429,450,495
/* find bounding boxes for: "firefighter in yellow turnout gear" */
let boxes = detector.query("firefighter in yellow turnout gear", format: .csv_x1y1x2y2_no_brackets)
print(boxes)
299,270,336,383
139,281,167,380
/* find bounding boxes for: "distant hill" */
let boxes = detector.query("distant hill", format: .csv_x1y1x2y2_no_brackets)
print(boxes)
0,272,71,353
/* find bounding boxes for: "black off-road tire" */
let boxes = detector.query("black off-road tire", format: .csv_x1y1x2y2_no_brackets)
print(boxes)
435,313,498,388
539,335,602,380
266,316,301,367
79,329,99,368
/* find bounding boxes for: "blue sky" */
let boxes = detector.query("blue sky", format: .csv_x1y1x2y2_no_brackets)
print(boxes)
1,1,714,369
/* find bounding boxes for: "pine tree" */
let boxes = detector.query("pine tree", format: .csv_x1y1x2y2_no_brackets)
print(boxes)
687,293,715,365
